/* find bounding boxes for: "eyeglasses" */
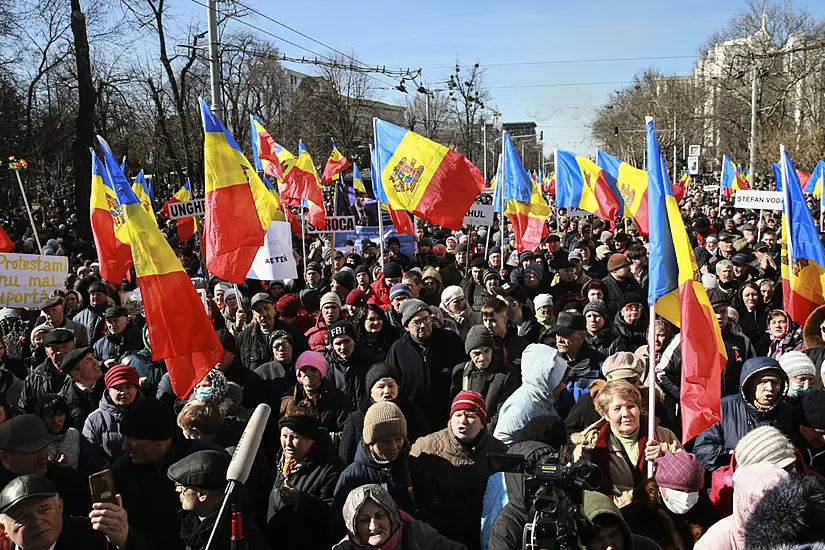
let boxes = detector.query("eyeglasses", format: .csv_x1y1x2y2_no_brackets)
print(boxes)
272,341,290,349
409,316,432,327
624,303,643,311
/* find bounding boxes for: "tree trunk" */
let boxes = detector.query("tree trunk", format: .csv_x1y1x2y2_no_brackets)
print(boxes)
70,0,94,241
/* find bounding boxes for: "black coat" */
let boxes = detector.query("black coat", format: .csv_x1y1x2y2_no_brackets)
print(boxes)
73,305,108,345
266,433,343,550
221,358,266,409
237,321,308,372
0,462,92,517
114,437,226,550
323,345,380,411
178,508,271,550
59,376,105,429
450,358,520,432
18,359,66,413
600,274,644,317
387,329,467,429
93,324,144,362
338,397,429,465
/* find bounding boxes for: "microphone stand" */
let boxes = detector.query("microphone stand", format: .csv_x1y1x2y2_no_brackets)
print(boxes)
205,480,239,550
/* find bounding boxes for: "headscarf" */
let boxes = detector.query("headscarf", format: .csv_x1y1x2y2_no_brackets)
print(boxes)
342,484,402,548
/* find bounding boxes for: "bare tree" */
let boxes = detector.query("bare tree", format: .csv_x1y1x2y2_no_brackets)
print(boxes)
446,61,490,164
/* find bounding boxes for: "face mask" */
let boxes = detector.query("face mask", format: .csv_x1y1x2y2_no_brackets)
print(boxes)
536,311,552,327
661,489,699,515
788,383,813,400
194,386,214,400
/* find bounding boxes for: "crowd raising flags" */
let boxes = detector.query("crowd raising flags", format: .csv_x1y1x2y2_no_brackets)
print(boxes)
98,136,223,399
721,154,749,198
161,179,197,242
555,149,622,222
597,150,650,235
89,150,132,283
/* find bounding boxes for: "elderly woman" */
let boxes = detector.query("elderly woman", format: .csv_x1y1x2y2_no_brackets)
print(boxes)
440,286,481,340
572,379,682,507
757,309,804,359
355,304,399,359
333,484,466,550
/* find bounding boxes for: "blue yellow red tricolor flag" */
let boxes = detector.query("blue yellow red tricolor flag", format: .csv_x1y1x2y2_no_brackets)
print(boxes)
161,179,197,243
373,118,485,230
321,139,351,184
807,160,825,198
352,162,367,193
721,155,748,198
98,136,222,399
286,141,326,229
645,117,726,443
596,150,650,234
780,146,825,325
200,99,281,283
555,150,623,222
368,144,414,235
250,115,295,182
90,150,132,283
132,171,154,216
495,138,549,251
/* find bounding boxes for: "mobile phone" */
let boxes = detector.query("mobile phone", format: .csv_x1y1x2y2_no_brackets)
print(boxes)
88,469,117,504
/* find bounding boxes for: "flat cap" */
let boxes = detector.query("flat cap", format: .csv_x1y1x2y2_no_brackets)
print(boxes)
0,475,58,515
167,450,230,490
104,306,128,318
0,415,57,452
39,296,63,310
41,328,74,347
250,292,274,309
60,346,93,374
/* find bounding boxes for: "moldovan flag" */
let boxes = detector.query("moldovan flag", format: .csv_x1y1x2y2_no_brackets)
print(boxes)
200,99,281,283
352,162,367,193
0,226,14,252
286,141,326,230
597,150,649,234
780,146,825,325
132,171,154,216
250,115,295,181
98,136,222,399
500,133,549,251
161,179,197,242
645,117,726,443
321,139,351,184
90,150,132,283
555,150,623,222
721,155,748,198
373,118,484,230
803,160,824,197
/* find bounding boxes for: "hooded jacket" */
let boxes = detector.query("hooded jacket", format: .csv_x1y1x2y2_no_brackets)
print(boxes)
82,390,143,470
693,358,793,471
367,273,393,309
695,463,788,550
450,356,520,432
493,344,567,446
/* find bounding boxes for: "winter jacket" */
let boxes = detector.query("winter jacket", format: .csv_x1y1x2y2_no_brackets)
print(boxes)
387,329,467,430
695,463,788,550
564,342,607,402
693,358,793,471
178,507,271,550
254,359,296,406
460,276,489,312
440,306,482,341
737,303,769,348
588,325,619,357
18,358,66,413
450,358,520,432
608,310,648,355
35,394,80,469
757,316,804,359
83,392,142,470
572,418,682,508
73,304,108,344
93,323,144,362
53,317,90,347
59,376,105,430
338,397,429,465
279,379,350,442
238,321,308,371
410,427,508,550
367,274,393,309
323,345,381,411
600,274,645,317
0,364,24,406
492,325,528,369
219,358,266,409
305,316,333,352
267,433,344,550
493,344,567,446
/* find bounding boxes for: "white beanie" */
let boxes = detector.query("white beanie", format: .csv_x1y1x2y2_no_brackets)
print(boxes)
735,426,796,470
779,351,818,381
534,294,553,310
441,286,464,306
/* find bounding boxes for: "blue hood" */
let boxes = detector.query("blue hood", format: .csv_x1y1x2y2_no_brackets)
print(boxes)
739,357,788,407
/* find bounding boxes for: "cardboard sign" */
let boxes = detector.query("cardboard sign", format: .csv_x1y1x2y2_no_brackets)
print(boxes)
247,221,298,280
0,253,68,308
463,204,494,226
566,208,591,218
167,198,205,219
703,185,720,192
307,216,357,233
733,190,784,210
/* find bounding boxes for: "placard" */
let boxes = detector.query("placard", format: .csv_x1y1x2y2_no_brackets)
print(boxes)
166,198,205,219
733,190,784,210
703,185,720,192
247,221,298,280
307,216,357,233
0,253,68,308
463,204,494,226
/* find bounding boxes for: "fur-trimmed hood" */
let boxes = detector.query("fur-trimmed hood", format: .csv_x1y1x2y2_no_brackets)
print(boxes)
803,304,825,348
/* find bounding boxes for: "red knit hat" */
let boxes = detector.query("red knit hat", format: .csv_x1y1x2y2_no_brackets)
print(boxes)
104,364,140,389
450,390,487,424
345,288,367,307
276,293,301,317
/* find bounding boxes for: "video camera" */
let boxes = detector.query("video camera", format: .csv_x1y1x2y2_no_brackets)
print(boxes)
489,448,598,550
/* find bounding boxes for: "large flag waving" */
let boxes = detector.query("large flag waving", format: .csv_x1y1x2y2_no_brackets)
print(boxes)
200,99,281,283
250,115,295,182
161,179,197,242
90,150,132,283
367,144,414,235
646,117,726,443
132,171,155,216
803,160,824,197
98,136,222,399
556,150,623,222
373,118,484,230
721,155,748,197
596,150,650,234
0,226,14,252
321,139,351,184
780,147,825,324
499,133,549,251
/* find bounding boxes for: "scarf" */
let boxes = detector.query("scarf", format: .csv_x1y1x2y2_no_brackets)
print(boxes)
611,427,640,465
350,525,402,550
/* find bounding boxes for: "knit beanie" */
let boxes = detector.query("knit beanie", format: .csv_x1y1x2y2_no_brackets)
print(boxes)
441,286,464,306
328,321,356,343
365,363,402,393
276,293,301,317
421,266,441,284
450,390,487,424
583,299,609,319
320,292,342,309
363,401,407,445
779,351,818,381
483,269,501,284
799,390,825,429
345,288,367,307
305,262,323,275
104,364,140,389
465,325,495,354
655,452,704,493
121,399,176,441
601,351,645,381
295,350,327,378
399,299,430,327
216,329,238,356
299,289,320,313
607,253,630,272
383,262,403,279
735,426,796,469
332,270,355,291
534,294,553,310
518,251,534,264
389,284,412,302
524,263,544,281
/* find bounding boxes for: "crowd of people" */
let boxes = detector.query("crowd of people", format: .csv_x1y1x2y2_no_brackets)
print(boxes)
2,184,825,550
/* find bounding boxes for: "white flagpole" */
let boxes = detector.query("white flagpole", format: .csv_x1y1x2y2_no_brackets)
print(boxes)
14,170,43,253
647,299,657,478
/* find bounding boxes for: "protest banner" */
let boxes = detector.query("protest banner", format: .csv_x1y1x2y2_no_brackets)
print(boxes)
333,225,416,257
247,221,298,280
463,204,494,226
307,216,357,233
733,190,784,210
0,253,68,308
166,198,205,219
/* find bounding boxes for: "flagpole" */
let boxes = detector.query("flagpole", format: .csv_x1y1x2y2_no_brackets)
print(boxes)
301,206,307,272
377,204,385,268
757,209,763,243
13,170,43,253
647,299,657,478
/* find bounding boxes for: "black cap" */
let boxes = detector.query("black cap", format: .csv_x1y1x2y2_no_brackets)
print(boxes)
718,231,735,242
707,288,730,308
731,253,751,266
167,450,231,490
88,281,107,294
104,306,128,319
39,296,63,310
552,312,586,336
41,328,74,347
60,346,93,374
0,475,58,515
250,292,274,309
470,257,487,269
454,243,468,253
121,399,176,441
305,262,323,274
753,242,770,253
618,292,645,311
0,415,58,452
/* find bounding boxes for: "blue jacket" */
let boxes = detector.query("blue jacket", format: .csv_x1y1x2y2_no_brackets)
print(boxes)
72,305,107,345
82,392,142,470
93,324,143,363
693,357,793,471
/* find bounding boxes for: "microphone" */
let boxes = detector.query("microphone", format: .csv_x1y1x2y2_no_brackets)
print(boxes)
226,403,271,484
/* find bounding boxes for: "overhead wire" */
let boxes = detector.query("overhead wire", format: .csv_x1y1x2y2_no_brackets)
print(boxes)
422,54,697,70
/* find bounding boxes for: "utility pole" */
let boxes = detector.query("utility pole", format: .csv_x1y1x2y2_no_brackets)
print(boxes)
207,0,223,116
749,63,758,181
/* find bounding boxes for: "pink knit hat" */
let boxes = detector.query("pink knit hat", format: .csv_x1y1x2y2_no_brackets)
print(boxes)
295,351,327,378
655,452,704,493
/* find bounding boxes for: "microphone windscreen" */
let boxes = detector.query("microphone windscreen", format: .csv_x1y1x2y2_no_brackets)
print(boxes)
226,403,271,483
